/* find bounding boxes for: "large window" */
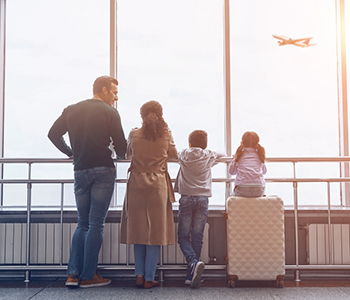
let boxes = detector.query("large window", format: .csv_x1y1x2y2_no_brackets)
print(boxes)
1,0,347,208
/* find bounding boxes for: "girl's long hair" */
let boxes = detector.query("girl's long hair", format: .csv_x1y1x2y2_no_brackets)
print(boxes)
234,131,265,163
140,100,169,141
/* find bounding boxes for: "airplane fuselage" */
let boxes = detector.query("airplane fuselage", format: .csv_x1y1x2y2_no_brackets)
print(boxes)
278,39,294,45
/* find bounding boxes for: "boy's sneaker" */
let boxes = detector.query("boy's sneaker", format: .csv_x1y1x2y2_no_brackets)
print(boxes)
65,274,79,288
189,260,205,288
80,274,111,288
185,274,192,285
185,276,204,285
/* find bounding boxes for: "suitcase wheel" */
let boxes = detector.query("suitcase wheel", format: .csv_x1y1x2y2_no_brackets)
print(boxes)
228,279,235,288
277,279,284,288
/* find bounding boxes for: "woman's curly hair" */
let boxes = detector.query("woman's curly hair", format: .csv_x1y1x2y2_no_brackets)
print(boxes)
140,101,169,141
234,131,265,163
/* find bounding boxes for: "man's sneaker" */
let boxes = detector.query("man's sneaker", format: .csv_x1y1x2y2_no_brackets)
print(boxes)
65,274,79,288
189,260,205,288
80,274,111,288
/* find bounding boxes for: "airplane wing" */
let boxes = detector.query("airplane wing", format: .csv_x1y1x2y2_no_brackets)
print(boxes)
294,42,308,47
272,34,290,41
294,41,317,47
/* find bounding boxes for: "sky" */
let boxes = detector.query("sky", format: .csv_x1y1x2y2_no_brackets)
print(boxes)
3,0,350,207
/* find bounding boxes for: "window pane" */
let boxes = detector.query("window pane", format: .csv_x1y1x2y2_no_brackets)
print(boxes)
118,0,224,150
118,0,225,205
230,0,339,205
5,0,110,158
346,1,350,145
230,0,338,157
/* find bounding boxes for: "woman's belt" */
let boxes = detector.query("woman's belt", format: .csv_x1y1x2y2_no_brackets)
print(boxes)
128,165,166,173
128,164,175,203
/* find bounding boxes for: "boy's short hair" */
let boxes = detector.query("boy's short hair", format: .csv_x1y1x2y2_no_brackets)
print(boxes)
189,130,207,149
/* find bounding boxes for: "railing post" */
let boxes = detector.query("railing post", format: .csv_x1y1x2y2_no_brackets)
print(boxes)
292,162,301,282
327,181,333,265
126,244,130,266
225,161,231,200
25,163,32,283
293,181,300,282
159,245,164,282
60,183,64,266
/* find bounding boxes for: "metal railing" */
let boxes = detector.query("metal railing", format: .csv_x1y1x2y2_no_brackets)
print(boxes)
1,157,350,282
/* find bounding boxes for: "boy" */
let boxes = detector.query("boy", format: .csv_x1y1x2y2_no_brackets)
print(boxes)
174,130,225,288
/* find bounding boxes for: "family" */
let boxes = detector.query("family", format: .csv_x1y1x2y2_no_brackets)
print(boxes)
48,75,267,289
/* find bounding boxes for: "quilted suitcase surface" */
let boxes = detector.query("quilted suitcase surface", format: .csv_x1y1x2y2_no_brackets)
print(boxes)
225,196,285,287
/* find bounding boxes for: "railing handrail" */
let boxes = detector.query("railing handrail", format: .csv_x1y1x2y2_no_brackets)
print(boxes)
1,177,350,184
1,156,350,163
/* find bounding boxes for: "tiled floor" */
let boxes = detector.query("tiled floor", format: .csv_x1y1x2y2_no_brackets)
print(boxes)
2,278,350,300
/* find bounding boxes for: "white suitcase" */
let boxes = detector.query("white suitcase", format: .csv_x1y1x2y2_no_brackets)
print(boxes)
225,196,285,288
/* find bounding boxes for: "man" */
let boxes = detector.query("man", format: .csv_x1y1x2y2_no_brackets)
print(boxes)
48,76,127,288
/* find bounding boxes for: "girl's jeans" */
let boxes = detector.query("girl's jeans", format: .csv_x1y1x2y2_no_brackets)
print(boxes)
234,184,265,197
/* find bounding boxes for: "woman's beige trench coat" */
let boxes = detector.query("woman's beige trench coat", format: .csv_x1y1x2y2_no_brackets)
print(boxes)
120,128,177,245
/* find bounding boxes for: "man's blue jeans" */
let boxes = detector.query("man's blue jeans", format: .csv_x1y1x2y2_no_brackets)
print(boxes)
67,166,116,280
177,195,209,266
134,244,160,281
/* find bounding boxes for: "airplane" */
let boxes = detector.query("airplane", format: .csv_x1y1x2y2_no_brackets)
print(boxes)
272,34,316,48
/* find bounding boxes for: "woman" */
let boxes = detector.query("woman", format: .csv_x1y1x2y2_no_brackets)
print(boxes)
120,100,177,288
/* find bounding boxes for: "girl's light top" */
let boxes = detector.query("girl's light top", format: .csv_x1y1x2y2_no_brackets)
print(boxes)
228,147,267,186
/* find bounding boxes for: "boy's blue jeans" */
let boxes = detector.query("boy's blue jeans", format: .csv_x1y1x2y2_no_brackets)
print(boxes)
67,166,116,281
177,195,209,267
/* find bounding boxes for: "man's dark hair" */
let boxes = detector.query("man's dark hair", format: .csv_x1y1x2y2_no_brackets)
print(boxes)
93,76,119,95
189,130,207,149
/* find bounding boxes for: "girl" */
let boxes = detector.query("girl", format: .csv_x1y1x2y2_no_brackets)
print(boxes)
229,131,267,197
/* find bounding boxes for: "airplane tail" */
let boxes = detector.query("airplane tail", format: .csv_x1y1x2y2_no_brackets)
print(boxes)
304,38,317,47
